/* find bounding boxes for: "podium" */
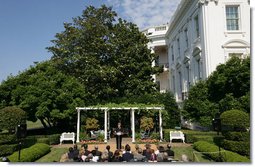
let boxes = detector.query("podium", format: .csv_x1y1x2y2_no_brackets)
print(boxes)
115,132,123,150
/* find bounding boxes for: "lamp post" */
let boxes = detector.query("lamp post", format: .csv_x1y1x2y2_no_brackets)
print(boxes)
212,113,222,162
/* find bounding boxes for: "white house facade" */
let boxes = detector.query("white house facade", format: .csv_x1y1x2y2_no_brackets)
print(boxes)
144,0,250,103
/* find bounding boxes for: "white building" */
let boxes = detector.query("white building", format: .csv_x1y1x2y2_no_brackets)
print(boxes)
144,0,250,103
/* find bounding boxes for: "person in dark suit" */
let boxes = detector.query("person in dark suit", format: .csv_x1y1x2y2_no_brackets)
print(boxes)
115,122,123,150
166,144,175,158
122,144,134,162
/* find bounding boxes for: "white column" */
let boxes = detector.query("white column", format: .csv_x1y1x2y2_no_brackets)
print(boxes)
76,109,81,143
104,109,108,143
159,110,163,142
107,110,110,131
131,109,135,142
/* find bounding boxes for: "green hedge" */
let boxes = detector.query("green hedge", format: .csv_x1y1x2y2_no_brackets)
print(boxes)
0,144,19,156
193,141,250,162
222,140,250,156
0,134,17,145
222,132,249,141
37,138,50,144
47,134,60,145
163,129,217,143
8,143,50,162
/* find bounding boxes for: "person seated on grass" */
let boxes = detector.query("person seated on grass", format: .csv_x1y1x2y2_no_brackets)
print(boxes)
106,145,113,161
143,143,152,160
84,153,93,162
112,149,123,162
67,147,75,160
122,144,134,162
73,144,80,161
60,152,71,162
133,148,146,162
81,143,90,156
91,145,102,162
165,144,175,158
101,150,109,162
132,144,140,156
154,144,160,155
181,154,190,162
149,149,157,162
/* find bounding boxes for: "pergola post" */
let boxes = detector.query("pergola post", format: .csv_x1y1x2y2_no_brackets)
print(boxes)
159,110,163,142
131,109,135,142
76,109,81,143
104,109,108,143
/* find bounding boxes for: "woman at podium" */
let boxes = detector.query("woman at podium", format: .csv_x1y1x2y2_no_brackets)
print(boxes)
115,122,123,150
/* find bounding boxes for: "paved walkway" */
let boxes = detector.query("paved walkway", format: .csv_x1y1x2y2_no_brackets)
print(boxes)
53,137,191,152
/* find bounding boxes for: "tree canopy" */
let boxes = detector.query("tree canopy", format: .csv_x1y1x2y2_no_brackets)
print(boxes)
47,5,161,102
183,56,250,127
0,61,86,128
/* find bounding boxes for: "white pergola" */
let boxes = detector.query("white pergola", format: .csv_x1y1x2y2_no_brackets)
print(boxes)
76,106,164,143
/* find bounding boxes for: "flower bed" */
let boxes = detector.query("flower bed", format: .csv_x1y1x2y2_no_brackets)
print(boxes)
80,140,104,145
135,139,160,144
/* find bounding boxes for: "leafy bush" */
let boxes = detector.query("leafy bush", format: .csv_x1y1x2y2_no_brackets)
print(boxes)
140,116,154,132
0,144,19,156
222,132,249,141
150,132,160,140
193,141,249,162
222,140,250,156
85,118,99,131
135,133,141,140
220,110,249,132
47,134,60,145
8,143,50,162
0,106,26,131
0,134,17,145
37,138,50,144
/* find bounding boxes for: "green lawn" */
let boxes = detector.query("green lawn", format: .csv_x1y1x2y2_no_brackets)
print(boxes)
172,146,213,162
36,147,68,162
26,120,44,129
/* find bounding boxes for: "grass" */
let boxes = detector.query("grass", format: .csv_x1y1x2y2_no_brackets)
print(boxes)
172,146,213,162
36,147,68,162
26,120,44,129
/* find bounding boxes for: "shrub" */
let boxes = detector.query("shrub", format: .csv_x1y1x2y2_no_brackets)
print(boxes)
8,143,50,162
0,134,17,145
0,106,26,132
37,138,50,144
193,141,250,162
220,110,249,132
150,132,160,140
135,133,141,140
0,144,19,156
222,132,249,141
222,140,250,156
140,116,154,132
47,134,60,145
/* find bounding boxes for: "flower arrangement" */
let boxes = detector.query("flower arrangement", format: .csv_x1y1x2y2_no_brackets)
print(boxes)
80,140,104,145
136,139,159,144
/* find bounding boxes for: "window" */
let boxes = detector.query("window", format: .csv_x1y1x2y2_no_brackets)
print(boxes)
226,6,240,30
179,71,182,95
171,45,174,61
177,38,180,56
194,16,200,38
184,29,189,48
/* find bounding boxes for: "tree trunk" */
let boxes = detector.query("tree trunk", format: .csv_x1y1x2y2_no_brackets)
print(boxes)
39,118,48,129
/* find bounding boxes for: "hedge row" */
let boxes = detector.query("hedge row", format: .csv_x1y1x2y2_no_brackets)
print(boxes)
222,140,250,156
8,143,50,162
193,141,250,162
222,132,249,141
163,129,217,143
0,144,19,156
0,134,59,157
0,134,17,145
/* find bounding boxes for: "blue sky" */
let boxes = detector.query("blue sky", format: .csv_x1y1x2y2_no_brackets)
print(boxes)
0,0,182,82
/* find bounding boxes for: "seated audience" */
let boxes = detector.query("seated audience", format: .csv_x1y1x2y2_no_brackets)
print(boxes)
134,148,146,162
122,144,134,162
165,144,175,158
142,143,152,160
112,149,123,162
106,145,113,161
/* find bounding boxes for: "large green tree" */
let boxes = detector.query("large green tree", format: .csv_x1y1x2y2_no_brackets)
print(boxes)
183,56,250,127
47,5,161,102
0,61,86,128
